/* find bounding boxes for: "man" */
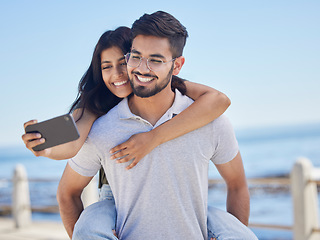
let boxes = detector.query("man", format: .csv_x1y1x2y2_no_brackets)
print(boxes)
57,11,257,240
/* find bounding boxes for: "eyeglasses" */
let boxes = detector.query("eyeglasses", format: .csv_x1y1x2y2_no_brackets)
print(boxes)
124,53,176,72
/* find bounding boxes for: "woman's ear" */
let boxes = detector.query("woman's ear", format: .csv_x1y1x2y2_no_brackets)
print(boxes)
172,56,185,75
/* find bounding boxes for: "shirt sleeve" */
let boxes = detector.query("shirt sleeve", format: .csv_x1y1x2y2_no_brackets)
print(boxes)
68,137,102,177
210,115,239,165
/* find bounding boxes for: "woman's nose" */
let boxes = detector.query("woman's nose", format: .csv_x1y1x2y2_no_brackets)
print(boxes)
115,66,125,77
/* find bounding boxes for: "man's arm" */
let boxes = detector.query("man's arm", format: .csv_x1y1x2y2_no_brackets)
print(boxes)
215,152,250,226
57,163,93,238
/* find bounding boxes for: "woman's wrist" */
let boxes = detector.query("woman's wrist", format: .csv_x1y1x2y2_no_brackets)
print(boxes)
149,127,166,147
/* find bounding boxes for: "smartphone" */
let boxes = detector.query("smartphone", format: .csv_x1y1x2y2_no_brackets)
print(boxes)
25,113,80,151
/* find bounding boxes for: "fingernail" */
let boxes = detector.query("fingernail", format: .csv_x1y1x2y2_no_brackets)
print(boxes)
40,138,45,143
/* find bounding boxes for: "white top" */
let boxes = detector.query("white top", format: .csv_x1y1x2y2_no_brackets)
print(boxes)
69,90,239,240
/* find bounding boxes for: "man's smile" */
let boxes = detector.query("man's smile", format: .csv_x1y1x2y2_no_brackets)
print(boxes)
136,75,154,83
133,72,158,85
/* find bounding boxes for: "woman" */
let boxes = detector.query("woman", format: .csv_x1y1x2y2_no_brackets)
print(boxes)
22,27,253,240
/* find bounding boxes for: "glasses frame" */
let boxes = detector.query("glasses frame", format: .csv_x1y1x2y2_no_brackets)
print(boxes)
124,53,176,72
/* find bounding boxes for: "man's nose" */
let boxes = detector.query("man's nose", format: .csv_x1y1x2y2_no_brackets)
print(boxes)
136,57,150,73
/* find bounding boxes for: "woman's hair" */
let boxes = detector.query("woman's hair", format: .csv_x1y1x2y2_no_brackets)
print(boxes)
69,26,132,119
70,26,187,121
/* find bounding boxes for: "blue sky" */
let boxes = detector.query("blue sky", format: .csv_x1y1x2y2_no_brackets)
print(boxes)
0,1,319,147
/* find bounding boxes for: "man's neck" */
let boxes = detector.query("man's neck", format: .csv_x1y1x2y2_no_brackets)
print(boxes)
128,86,175,126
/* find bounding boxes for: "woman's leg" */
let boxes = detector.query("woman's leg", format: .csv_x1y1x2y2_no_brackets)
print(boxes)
74,185,257,240
72,184,118,240
207,205,258,240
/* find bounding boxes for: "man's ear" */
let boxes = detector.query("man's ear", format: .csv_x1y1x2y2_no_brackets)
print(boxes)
172,56,185,75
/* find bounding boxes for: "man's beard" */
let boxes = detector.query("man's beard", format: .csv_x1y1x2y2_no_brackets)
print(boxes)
129,65,174,98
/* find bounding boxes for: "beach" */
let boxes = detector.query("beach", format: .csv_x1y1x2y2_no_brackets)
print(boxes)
1,123,320,239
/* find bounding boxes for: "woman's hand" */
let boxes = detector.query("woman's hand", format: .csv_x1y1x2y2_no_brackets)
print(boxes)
21,120,52,157
109,131,158,170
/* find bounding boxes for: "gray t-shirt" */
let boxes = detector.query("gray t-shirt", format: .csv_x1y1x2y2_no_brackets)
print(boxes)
69,90,239,240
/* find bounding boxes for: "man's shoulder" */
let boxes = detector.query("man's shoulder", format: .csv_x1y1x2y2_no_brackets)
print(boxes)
208,115,236,139
90,98,127,132
209,114,232,128
212,114,230,124
94,108,116,126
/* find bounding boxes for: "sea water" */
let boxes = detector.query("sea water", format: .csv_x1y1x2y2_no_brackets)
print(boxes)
0,123,319,239
209,123,320,239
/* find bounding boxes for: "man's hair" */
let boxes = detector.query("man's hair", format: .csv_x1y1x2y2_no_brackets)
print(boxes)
131,11,188,58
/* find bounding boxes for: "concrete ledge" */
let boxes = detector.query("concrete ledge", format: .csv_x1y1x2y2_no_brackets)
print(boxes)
0,217,68,240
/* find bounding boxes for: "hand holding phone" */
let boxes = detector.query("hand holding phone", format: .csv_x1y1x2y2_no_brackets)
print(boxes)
24,114,80,151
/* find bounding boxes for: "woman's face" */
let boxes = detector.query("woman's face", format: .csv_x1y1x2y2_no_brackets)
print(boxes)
100,46,132,98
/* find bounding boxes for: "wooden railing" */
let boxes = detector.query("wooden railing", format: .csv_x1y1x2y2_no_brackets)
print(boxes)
1,158,320,239
1,164,98,228
291,158,320,240
209,158,320,240
209,177,294,232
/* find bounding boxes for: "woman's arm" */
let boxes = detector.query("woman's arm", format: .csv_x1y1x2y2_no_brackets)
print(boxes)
22,108,97,160
110,81,231,169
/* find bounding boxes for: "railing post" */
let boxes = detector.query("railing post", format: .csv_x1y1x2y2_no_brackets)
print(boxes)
81,176,99,208
291,157,319,240
12,164,32,228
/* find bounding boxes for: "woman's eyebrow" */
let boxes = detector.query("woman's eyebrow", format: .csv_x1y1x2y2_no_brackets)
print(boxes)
101,56,125,64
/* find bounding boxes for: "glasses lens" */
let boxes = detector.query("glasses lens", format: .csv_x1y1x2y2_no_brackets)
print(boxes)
147,58,164,72
126,53,141,68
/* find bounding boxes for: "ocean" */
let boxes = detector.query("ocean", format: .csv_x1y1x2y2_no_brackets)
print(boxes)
0,123,319,240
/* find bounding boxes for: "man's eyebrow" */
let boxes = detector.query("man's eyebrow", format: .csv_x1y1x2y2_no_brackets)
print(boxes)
131,49,165,59
149,54,165,59
131,49,141,55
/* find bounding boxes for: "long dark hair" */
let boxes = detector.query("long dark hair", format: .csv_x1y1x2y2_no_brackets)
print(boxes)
69,27,131,118
69,26,186,120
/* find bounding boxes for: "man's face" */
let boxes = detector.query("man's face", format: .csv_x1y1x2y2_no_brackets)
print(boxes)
127,35,175,98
